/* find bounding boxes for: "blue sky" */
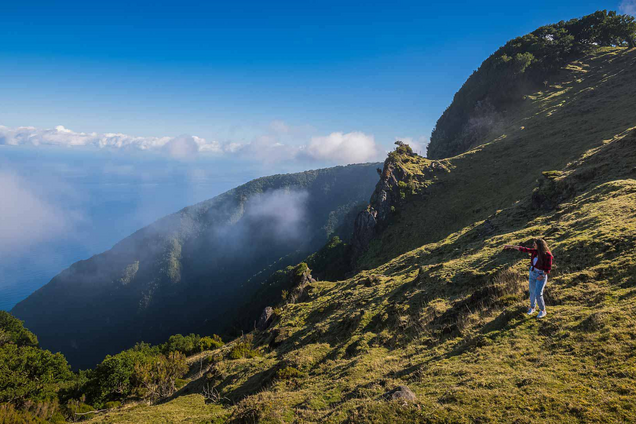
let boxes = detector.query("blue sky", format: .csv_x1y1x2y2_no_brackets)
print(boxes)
1,0,631,160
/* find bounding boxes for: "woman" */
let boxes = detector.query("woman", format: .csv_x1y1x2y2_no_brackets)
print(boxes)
504,239,553,319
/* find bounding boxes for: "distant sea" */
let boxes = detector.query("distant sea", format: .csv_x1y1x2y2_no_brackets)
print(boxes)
1,146,310,311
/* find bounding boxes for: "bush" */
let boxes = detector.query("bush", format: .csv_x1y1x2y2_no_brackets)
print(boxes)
104,401,121,409
0,311,39,348
394,140,414,156
199,335,224,351
161,333,223,356
83,343,188,407
274,366,306,380
0,344,74,407
228,337,261,360
293,263,309,280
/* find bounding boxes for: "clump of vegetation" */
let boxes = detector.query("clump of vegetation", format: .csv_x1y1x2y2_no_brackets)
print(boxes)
274,366,306,380
79,343,189,407
293,262,309,280
0,312,74,422
228,335,261,360
393,140,414,156
162,333,223,355
0,311,227,420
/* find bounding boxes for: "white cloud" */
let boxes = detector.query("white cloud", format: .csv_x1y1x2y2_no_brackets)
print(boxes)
1,123,382,165
306,132,380,164
163,135,200,160
620,0,636,16
395,136,429,156
0,125,225,160
0,172,78,257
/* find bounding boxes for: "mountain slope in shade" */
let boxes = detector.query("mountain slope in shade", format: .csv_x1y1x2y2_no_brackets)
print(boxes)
12,163,381,369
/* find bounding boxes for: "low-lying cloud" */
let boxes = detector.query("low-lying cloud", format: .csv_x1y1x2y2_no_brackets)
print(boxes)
0,124,382,164
0,172,78,257
244,189,309,243
210,188,310,256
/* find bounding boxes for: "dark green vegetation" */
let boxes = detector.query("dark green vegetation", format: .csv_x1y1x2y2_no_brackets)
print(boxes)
12,163,380,370
1,311,226,422
0,312,73,423
4,12,636,423
428,10,636,159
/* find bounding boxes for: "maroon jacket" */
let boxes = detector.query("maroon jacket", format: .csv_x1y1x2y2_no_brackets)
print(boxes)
519,247,553,273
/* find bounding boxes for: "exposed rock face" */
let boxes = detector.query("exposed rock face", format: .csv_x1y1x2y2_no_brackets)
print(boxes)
288,268,316,304
257,306,274,331
351,158,409,260
384,385,417,403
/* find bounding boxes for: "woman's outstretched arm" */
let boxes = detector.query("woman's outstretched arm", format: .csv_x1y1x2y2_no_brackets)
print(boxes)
503,245,536,253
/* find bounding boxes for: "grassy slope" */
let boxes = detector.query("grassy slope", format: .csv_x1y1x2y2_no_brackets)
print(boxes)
90,48,636,423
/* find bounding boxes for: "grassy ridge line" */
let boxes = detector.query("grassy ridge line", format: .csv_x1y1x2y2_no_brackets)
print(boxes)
358,47,636,270
89,48,636,423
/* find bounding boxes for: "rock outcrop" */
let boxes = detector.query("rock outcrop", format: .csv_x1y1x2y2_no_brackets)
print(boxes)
383,385,417,404
288,266,316,304
257,306,274,331
351,157,409,260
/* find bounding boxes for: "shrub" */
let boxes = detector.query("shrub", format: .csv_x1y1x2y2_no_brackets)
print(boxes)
0,344,74,407
275,366,306,380
83,343,188,407
293,263,309,280
228,337,261,360
104,401,121,410
132,351,188,401
199,335,224,351
394,140,414,156
0,311,39,347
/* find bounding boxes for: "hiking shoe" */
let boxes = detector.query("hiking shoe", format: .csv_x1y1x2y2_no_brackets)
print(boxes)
526,308,535,315
537,310,547,319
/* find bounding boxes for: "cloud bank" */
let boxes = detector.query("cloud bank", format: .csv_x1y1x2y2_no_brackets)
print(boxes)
0,172,78,257
307,132,379,164
0,124,382,164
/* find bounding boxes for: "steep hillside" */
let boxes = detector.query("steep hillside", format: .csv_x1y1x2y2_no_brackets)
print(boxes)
428,10,636,159
88,47,636,422
12,164,380,370
355,46,636,270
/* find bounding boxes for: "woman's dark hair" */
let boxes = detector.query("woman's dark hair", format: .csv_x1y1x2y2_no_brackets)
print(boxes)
535,238,550,264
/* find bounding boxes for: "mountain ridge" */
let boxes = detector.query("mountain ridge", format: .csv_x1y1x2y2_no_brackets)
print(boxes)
12,163,381,369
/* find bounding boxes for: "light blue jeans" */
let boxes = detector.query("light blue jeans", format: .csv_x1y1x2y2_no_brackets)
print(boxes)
529,268,547,311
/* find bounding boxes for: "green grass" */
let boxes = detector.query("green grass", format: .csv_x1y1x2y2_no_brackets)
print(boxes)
91,47,636,423
88,395,228,423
